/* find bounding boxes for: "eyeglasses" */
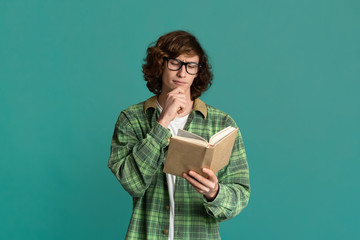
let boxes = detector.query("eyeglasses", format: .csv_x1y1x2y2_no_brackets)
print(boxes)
163,57,201,75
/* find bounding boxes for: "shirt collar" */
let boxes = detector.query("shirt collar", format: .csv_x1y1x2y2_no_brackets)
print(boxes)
143,95,207,119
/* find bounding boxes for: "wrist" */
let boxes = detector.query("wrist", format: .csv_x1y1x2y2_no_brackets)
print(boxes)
157,118,170,129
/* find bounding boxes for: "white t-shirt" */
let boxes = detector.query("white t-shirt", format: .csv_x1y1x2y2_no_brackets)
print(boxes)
156,101,189,240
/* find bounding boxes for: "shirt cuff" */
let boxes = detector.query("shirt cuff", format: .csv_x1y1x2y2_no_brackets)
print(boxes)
202,183,225,214
148,120,172,148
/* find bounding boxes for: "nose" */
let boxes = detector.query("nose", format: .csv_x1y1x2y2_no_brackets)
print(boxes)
177,65,187,78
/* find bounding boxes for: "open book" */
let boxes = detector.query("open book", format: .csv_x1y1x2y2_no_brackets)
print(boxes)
163,126,238,177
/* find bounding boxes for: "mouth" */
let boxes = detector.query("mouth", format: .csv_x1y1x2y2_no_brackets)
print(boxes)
173,80,187,85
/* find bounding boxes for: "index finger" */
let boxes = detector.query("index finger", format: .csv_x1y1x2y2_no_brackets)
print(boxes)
171,87,184,94
188,170,214,188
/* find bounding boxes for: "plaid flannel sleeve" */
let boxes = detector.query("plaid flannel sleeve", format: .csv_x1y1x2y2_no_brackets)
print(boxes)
108,111,172,197
203,116,251,222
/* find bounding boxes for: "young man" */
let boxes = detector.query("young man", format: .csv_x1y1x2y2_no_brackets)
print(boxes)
108,30,250,239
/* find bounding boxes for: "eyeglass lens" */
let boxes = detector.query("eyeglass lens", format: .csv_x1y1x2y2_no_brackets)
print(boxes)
167,59,199,75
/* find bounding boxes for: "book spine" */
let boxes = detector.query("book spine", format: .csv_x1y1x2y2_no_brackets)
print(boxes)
203,146,215,170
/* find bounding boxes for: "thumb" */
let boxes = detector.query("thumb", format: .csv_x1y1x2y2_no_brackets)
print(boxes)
202,168,216,180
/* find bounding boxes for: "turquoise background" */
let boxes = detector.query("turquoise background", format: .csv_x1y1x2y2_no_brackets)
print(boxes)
1,0,359,239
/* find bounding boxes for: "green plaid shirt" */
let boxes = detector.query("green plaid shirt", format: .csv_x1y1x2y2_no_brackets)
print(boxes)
108,96,250,240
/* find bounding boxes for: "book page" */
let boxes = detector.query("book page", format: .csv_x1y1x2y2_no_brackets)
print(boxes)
209,126,237,145
177,129,207,142
171,136,209,147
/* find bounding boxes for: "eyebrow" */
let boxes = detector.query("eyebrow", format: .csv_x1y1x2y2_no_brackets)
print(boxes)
172,58,199,64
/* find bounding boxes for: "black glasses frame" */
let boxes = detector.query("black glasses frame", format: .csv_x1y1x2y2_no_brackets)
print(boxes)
163,57,202,75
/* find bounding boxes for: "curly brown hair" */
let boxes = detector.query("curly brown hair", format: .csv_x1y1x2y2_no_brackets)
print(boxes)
142,30,213,100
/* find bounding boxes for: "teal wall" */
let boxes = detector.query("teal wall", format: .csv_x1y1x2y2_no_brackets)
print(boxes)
1,0,359,239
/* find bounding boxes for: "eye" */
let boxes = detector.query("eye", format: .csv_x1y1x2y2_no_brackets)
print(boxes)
187,63,198,69
169,59,180,66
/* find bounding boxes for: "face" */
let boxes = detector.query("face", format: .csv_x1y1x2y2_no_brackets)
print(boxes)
161,53,200,95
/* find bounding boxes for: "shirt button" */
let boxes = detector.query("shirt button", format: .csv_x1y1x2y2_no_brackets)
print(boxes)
165,205,169,210
163,229,168,234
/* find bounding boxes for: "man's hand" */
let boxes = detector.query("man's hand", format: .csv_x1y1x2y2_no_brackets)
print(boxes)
157,87,187,128
183,168,219,202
